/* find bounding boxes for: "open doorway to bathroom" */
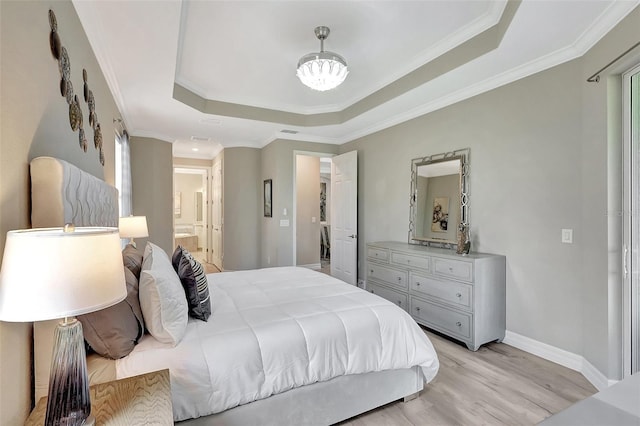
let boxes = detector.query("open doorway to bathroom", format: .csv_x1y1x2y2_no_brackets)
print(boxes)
173,167,211,268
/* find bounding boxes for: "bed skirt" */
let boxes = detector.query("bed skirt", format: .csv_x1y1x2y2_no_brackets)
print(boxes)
177,366,424,425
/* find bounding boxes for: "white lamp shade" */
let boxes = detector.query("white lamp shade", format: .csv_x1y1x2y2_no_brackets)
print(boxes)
119,216,148,239
0,227,126,322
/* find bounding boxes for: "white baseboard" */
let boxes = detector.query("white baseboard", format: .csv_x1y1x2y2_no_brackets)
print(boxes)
299,263,321,270
503,331,617,391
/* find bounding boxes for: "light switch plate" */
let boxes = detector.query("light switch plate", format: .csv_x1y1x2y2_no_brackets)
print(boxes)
561,229,573,244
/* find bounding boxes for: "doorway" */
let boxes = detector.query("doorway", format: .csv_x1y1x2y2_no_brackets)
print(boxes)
173,167,210,266
293,150,358,285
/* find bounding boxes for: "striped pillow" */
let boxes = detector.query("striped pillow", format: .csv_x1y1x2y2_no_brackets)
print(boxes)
172,246,211,321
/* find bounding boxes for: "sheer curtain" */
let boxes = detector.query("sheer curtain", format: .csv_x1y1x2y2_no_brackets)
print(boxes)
115,128,132,217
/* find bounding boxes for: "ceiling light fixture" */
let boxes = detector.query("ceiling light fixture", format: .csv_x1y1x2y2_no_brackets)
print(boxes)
296,26,348,92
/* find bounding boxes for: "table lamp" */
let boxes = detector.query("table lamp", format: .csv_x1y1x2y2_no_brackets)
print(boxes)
0,226,126,426
118,215,148,247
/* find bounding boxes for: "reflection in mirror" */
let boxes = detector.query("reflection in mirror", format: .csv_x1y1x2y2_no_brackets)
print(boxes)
195,191,204,224
409,148,469,248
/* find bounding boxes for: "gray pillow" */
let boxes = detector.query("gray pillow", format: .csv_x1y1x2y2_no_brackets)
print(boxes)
122,244,143,279
78,267,144,359
172,246,211,321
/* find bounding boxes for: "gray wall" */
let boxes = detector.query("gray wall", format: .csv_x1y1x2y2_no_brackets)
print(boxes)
261,140,339,267
0,1,122,423
222,147,261,270
296,155,321,266
130,137,174,255
338,6,640,380
342,61,586,368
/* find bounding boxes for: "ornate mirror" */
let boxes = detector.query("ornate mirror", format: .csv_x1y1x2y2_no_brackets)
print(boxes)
408,148,469,248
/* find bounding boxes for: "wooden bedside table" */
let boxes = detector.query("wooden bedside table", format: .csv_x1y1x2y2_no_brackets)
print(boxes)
25,369,172,425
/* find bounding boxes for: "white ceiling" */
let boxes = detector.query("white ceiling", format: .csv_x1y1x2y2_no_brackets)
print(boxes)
72,0,639,160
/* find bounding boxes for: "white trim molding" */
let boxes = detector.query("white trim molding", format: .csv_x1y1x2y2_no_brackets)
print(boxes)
299,263,322,271
503,331,618,391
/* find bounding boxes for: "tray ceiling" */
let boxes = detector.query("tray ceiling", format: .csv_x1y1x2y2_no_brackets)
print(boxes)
73,0,639,159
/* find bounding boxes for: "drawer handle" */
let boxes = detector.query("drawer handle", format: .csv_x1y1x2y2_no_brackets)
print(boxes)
416,282,421,286
370,269,374,274
415,307,421,312
397,300,402,305
449,267,454,272
407,259,411,263
456,321,462,327
397,276,402,282
456,293,462,298
370,289,374,293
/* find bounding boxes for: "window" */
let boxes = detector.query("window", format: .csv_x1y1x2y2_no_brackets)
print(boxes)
115,129,132,217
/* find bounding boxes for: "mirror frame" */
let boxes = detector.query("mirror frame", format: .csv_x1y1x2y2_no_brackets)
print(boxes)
408,148,470,248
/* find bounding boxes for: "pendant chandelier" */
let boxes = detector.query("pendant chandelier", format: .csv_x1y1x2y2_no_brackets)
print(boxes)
296,26,349,92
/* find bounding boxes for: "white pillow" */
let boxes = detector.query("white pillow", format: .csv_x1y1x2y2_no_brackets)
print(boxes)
139,242,188,346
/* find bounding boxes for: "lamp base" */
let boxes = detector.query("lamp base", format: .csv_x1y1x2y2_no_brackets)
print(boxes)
45,318,92,426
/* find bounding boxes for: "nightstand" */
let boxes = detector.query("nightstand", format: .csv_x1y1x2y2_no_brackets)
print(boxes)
25,369,172,425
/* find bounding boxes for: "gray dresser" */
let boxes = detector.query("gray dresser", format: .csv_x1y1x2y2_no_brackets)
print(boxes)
366,241,506,351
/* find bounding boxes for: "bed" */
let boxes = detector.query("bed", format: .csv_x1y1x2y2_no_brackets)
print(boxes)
30,156,440,425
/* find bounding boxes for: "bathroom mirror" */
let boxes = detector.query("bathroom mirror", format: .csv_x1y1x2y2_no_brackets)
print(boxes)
195,191,204,224
409,148,469,248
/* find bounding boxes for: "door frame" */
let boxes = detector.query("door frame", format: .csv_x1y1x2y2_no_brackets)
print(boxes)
173,166,210,262
209,157,223,270
292,150,335,266
623,62,640,378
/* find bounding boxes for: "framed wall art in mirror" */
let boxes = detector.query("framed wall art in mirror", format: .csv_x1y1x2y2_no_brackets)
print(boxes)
408,148,469,249
264,179,272,218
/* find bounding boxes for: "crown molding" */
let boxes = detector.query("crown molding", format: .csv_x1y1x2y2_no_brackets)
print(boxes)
72,1,132,129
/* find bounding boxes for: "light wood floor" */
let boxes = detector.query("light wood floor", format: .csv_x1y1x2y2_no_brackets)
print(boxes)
192,250,221,274
340,329,597,426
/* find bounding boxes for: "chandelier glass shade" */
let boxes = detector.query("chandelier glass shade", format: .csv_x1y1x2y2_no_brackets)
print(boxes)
296,26,348,91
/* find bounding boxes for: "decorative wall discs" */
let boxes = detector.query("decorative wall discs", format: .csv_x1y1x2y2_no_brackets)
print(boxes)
69,96,82,132
49,9,105,166
94,123,102,149
50,31,61,60
79,128,88,152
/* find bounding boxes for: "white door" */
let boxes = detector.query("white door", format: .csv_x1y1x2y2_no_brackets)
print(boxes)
211,160,223,270
331,151,358,284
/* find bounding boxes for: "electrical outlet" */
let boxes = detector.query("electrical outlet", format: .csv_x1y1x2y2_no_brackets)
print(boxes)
561,228,573,244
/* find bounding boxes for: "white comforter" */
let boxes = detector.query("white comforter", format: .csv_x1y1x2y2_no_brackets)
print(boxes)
116,267,439,421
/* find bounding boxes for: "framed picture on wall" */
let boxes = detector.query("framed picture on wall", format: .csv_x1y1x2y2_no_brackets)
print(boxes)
264,179,272,217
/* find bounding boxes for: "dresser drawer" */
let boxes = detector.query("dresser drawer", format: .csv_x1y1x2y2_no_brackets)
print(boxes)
410,274,472,310
391,252,430,270
367,264,408,290
433,258,473,282
411,297,472,339
367,247,389,262
367,282,408,312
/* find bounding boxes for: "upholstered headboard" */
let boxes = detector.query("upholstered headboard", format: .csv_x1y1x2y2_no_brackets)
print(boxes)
30,156,118,228
30,156,120,400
